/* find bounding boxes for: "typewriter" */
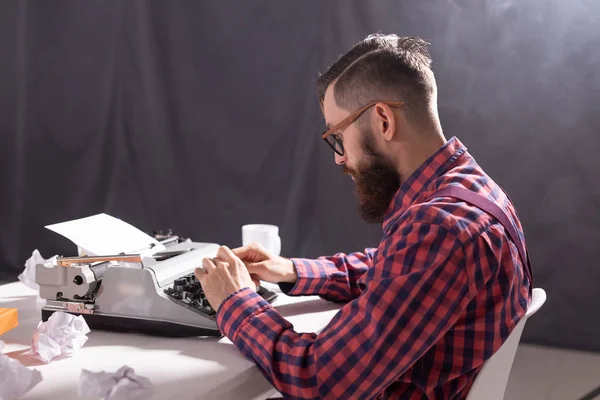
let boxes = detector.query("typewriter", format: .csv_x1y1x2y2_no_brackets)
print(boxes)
35,234,278,337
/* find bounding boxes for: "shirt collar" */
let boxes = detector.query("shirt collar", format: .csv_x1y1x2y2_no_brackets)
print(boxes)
382,136,468,232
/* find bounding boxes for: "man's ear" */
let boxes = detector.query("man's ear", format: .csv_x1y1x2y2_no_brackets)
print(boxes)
373,103,397,142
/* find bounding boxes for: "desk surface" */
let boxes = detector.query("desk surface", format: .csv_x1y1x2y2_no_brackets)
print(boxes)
0,281,342,400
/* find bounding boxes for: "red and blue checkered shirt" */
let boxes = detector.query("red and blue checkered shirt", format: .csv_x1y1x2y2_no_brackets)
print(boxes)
217,136,532,399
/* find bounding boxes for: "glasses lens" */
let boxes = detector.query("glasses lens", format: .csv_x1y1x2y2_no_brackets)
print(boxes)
325,135,344,155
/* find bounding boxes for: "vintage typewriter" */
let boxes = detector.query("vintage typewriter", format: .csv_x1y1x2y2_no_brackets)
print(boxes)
35,233,278,337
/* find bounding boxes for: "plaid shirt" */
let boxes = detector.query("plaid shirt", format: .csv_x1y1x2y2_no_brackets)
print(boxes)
217,137,532,399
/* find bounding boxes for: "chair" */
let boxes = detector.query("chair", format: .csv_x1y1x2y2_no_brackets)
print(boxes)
466,288,547,400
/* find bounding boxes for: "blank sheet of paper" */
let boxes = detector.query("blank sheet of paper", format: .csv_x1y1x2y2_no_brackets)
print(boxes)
45,213,165,256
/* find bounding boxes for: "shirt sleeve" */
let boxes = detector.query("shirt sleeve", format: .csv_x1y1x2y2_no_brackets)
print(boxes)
216,222,475,400
276,248,377,302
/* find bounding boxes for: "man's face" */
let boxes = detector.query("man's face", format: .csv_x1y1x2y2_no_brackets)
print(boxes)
322,87,401,223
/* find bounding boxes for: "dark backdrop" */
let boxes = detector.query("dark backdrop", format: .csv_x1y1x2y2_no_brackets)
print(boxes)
1,0,599,352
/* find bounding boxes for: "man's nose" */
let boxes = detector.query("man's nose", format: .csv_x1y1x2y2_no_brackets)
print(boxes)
334,151,347,165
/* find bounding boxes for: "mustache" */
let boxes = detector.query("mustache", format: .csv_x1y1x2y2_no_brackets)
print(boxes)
343,166,355,175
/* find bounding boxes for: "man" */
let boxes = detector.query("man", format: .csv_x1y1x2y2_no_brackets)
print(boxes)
195,34,533,399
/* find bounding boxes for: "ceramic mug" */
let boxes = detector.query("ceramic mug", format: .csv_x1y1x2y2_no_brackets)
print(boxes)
241,224,281,256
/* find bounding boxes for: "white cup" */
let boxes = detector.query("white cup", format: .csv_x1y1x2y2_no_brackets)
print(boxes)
242,224,281,256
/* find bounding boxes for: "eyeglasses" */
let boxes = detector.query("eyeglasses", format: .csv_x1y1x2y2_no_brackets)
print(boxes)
321,100,404,156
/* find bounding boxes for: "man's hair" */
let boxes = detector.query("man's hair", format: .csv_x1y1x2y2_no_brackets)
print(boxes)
317,34,437,126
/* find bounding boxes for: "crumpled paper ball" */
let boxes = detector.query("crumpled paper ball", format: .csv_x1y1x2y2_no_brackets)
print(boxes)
30,311,91,363
78,365,153,400
18,249,58,291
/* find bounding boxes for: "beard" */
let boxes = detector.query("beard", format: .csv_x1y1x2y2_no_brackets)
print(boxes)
344,129,401,224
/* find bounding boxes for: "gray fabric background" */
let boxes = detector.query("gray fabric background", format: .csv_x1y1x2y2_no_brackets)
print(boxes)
1,0,598,352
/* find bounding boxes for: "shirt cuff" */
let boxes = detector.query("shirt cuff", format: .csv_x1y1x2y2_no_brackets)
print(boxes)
216,287,271,342
277,259,303,295
279,258,334,296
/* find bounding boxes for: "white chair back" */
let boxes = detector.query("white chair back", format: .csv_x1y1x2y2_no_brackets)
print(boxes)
466,288,547,400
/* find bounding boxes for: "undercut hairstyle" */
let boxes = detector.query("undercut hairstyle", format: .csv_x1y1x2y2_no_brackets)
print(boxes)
317,34,437,127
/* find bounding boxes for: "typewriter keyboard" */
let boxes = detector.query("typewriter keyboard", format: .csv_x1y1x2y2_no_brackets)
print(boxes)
164,272,278,317
164,273,215,316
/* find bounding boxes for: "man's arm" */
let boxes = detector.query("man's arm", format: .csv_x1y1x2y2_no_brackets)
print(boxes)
217,223,475,399
278,248,377,302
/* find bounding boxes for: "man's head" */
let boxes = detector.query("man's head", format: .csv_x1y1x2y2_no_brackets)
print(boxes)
317,34,443,223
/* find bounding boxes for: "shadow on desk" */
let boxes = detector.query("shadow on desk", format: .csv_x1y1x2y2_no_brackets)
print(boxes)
1,309,236,366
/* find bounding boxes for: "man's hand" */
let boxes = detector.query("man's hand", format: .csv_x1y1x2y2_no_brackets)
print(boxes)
194,245,257,312
232,242,297,285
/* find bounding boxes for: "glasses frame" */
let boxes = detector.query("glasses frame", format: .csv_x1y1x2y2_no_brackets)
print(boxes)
321,100,404,156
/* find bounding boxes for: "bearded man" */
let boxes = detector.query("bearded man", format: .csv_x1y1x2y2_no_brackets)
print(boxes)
195,33,533,400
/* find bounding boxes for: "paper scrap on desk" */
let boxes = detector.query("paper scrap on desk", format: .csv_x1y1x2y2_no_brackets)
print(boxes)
78,365,153,400
18,249,58,291
30,311,91,363
0,340,43,399
45,213,165,257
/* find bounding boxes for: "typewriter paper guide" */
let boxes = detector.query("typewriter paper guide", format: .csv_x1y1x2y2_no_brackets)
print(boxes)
45,213,165,256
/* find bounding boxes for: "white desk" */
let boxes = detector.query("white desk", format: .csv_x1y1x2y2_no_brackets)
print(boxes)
0,281,342,400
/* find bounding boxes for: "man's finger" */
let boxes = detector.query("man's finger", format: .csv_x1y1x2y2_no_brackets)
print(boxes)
202,257,216,272
232,242,262,258
194,267,206,281
231,245,250,258
216,245,240,265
